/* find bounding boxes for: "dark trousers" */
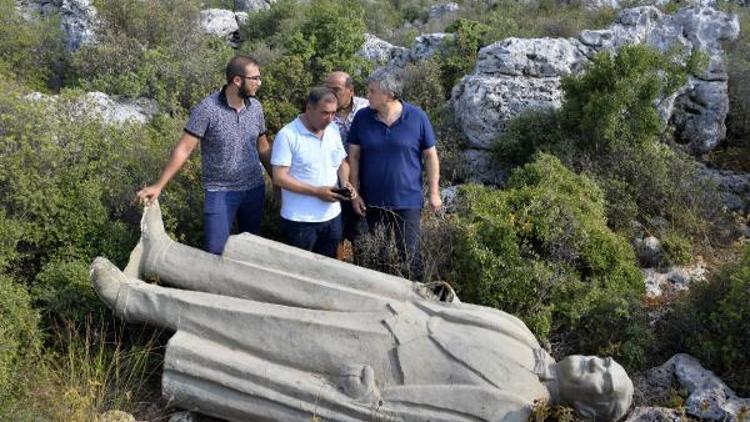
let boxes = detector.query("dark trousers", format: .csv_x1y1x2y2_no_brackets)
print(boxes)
341,200,367,242
365,208,422,278
280,214,343,258
203,185,265,255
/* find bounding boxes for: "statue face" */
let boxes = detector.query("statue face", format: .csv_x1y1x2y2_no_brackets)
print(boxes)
556,355,632,420
557,355,614,396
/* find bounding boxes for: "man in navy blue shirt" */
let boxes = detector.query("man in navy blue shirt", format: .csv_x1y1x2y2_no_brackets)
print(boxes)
348,68,441,278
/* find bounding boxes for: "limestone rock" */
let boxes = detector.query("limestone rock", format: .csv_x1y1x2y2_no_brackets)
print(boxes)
97,410,136,422
463,148,507,185
636,236,664,268
624,407,685,422
390,32,454,68
451,6,740,182
642,261,707,297
699,166,750,213
26,91,158,125
167,410,199,422
429,2,460,20
645,354,750,421
439,185,460,213
16,0,98,51
234,0,273,12
199,9,239,38
357,33,407,64
58,0,98,51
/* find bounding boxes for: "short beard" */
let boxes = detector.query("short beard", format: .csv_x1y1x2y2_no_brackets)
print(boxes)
240,80,255,99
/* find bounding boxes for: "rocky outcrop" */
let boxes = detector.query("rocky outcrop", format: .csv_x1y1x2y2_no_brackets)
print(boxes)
390,32,454,68
451,6,740,183
642,262,707,297
26,91,158,125
234,0,274,12
700,166,750,213
357,33,407,64
16,0,98,51
199,8,258,47
624,407,684,422
640,354,750,421
199,9,240,38
429,3,460,20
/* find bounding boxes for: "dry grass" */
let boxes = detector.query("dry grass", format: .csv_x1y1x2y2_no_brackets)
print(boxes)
5,318,165,421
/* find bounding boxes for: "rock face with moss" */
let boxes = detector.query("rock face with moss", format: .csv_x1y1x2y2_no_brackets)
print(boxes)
453,6,740,182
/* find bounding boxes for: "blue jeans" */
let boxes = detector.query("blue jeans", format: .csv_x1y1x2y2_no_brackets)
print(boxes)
204,185,265,255
279,214,343,258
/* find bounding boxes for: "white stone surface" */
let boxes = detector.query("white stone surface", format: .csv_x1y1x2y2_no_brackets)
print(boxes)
357,33,406,64
451,6,741,182
645,354,750,421
26,91,158,125
199,8,239,38
90,202,635,422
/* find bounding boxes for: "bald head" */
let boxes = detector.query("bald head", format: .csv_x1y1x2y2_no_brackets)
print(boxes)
325,71,355,110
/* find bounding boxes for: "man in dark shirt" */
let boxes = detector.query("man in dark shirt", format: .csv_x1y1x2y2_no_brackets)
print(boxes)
136,55,271,254
348,68,441,278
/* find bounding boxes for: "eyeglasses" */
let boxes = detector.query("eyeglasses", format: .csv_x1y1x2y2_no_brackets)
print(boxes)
239,74,261,82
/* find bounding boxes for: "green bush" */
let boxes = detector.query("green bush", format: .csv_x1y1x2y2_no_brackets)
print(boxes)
438,18,491,95
74,0,234,112
658,244,750,395
493,45,728,247
0,84,204,322
449,153,646,366
0,275,41,409
0,0,66,91
402,57,445,115
242,0,372,133
560,45,688,152
661,231,693,266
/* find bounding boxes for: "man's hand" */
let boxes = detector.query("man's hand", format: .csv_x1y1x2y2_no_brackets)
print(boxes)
342,181,358,200
352,196,366,216
315,186,347,202
136,185,162,206
428,191,442,212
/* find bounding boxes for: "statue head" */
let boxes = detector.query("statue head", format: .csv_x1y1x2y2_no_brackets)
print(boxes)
555,356,633,421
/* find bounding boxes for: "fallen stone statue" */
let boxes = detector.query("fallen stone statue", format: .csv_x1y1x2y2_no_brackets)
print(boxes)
90,201,634,421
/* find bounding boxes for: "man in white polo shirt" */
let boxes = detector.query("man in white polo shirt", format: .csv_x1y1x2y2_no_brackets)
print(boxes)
271,87,357,258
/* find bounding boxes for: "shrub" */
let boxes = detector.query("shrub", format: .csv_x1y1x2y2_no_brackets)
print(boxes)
657,244,750,395
438,18,491,94
661,231,692,266
73,0,234,112
0,275,41,410
402,57,445,116
449,154,646,366
242,0,372,133
0,0,66,91
0,86,204,322
493,45,729,248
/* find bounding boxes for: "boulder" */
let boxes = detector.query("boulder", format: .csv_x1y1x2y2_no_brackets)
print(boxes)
451,6,740,182
636,236,664,268
624,407,685,422
357,33,407,64
644,354,750,421
390,32,454,68
699,166,750,213
429,2,460,20
199,8,239,38
642,260,707,297
234,0,274,12
452,37,589,152
26,91,159,125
